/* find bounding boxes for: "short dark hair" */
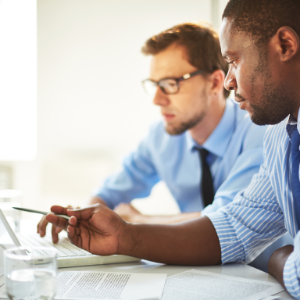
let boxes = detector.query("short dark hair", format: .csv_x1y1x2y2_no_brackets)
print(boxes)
142,22,230,99
223,0,300,42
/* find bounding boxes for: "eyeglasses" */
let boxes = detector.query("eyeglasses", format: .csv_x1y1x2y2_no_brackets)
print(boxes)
141,70,204,95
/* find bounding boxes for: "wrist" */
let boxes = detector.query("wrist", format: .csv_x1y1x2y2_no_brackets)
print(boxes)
117,222,137,256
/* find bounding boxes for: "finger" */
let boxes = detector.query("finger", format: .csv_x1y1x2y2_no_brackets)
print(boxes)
51,224,59,244
68,216,78,226
46,214,68,230
55,227,63,234
51,205,70,215
69,203,99,211
67,203,100,220
37,216,48,237
67,225,82,249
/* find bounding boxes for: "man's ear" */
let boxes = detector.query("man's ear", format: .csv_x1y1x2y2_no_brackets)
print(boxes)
275,26,299,62
210,70,225,95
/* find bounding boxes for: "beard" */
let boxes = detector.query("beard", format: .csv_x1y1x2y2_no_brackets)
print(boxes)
240,50,296,126
237,83,294,126
248,89,294,125
165,110,207,135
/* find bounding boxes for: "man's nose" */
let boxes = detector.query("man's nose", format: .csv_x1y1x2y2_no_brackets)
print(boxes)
152,87,169,107
224,72,237,92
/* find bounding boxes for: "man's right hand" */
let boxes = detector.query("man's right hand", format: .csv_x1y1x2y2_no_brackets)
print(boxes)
37,196,107,243
37,206,72,243
46,204,127,256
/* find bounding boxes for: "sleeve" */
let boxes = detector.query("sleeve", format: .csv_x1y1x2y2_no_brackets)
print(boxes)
207,159,287,264
283,232,300,299
94,126,160,209
202,123,266,216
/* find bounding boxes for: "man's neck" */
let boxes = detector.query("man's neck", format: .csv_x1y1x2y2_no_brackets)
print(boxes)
189,97,226,145
293,106,300,121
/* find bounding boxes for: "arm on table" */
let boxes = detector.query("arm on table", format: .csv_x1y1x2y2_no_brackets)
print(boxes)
46,204,221,266
114,203,201,224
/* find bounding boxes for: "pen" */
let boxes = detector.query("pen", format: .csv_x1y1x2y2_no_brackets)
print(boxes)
12,207,71,220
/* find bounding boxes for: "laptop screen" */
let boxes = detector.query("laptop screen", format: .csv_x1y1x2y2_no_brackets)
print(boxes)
0,209,21,247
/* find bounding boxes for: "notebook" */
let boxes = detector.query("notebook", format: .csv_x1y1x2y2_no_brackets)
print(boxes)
0,209,140,268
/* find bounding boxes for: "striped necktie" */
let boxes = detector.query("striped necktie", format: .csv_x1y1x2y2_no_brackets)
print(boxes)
291,127,300,228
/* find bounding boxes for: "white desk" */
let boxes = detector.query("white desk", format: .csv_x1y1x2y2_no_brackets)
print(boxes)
0,251,293,299
58,260,293,300
0,219,293,299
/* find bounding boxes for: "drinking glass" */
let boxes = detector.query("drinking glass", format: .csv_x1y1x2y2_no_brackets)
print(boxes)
4,247,57,300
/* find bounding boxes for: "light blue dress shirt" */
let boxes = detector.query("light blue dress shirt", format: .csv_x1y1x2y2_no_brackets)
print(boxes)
96,99,266,214
207,109,300,298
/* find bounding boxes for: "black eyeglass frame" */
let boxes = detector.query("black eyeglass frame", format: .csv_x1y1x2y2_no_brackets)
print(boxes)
142,70,205,95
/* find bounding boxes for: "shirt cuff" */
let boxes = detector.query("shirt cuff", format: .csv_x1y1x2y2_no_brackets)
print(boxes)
207,211,245,264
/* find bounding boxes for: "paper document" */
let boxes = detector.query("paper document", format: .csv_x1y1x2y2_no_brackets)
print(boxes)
161,269,284,300
55,271,166,300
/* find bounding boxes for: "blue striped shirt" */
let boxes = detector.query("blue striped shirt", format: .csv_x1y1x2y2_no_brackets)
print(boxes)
208,111,300,299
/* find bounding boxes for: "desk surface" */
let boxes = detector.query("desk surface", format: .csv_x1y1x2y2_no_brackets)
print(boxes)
0,219,292,299
61,260,293,299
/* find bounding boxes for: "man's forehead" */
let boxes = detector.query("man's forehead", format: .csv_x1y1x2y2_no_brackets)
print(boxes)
220,18,234,56
149,44,195,79
220,17,254,57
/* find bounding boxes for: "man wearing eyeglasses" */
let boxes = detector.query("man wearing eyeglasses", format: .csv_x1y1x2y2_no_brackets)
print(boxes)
102,22,267,226
39,22,291,271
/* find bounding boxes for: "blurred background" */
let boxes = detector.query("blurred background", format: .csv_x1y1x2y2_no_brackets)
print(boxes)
0,0,228,219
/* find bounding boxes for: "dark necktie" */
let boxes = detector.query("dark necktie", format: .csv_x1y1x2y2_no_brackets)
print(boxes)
198,148,214,207
291,127,300,228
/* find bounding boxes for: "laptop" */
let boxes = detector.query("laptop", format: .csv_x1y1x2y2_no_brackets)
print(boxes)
0,209,140,268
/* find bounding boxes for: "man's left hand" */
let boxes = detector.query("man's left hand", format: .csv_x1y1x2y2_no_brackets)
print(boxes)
114,203,142,223
268,245,294,287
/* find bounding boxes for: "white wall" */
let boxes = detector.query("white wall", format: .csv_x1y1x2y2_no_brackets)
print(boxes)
38,0,212,157
11,0,226,215
0,0,36,161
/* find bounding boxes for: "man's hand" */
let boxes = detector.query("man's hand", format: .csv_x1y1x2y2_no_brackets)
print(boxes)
114,203,142,222
268,245,294,287
37,196,107,243
37,205,78,243
46,204,127,256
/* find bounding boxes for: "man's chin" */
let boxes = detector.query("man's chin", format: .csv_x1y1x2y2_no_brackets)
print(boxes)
164,124,186,135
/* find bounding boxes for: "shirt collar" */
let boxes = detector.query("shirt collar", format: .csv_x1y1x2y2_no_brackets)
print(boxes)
286,107,300,138
186,99,236,158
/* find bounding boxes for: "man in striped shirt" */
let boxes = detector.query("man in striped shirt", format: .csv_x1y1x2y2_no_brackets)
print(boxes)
46,0,300,297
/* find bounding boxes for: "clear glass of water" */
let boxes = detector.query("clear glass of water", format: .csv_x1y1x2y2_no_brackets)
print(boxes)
4,246,57,300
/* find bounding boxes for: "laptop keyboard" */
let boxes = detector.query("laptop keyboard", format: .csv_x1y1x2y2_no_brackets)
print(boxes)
17,235,92,257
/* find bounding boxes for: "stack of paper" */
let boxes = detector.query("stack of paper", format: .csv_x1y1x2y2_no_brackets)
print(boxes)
55,271,166,300
160,269,284,300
